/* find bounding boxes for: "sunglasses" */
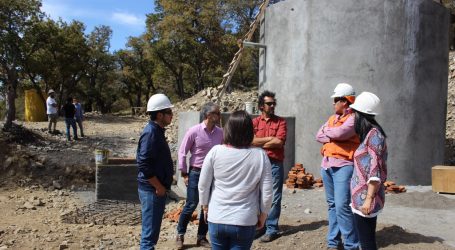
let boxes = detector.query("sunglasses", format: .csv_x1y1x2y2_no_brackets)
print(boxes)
333,97,346,103
264,102,276,106
162,109,173,115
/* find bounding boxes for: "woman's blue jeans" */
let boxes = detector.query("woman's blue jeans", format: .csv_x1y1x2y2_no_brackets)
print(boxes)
321,166,359,250
138,188,167,250
208,222,256,250
354,213,378,250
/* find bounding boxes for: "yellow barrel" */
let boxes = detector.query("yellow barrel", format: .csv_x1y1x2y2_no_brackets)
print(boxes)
24,89,47,122
95,149,110,165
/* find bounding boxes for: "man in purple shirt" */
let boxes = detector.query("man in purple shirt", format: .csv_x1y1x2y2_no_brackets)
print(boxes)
175,102,223,249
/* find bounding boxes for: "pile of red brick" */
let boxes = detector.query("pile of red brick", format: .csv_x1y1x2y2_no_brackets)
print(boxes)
164,207,199,224
285,163,323,189
384,181,406,193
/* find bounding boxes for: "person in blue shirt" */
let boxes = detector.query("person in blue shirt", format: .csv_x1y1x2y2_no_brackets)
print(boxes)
73,97,84,138
136,93,174,250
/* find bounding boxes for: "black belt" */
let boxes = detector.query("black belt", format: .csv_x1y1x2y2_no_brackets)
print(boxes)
190,166,201,172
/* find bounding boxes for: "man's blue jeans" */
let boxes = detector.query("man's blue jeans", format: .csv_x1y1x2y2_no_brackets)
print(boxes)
177,170,208,237
208,222,256,250
265,161,284,236
65,118,77,140
138,188,167,250
321,166,359,250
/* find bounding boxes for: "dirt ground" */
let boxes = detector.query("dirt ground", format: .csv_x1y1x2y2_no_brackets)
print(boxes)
0,116,454,250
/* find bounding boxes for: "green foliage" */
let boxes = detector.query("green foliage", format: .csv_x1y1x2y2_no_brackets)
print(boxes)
0,0,44,128
146,0,260,99
0,0,262,124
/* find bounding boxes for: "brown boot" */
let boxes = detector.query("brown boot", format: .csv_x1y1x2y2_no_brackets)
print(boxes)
176,234,184,250
196,237,211,248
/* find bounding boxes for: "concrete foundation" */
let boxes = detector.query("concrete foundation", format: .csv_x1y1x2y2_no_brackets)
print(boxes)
259,0,450,184
176,112,295,195
96,158,137,201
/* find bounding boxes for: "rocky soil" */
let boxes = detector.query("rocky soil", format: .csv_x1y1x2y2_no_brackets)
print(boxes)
445,52,455,164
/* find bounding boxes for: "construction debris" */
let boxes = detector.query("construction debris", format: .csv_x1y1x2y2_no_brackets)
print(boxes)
384,181,407,193
285,163,322,189
165,86,258,145
164,206,199,225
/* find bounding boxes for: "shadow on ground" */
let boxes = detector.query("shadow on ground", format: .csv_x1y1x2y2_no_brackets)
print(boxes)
279,220,328,237
377,225,445,248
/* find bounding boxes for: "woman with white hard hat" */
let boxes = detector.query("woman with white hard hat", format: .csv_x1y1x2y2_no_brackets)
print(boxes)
316,83,360,250
137,93,175,249
350,92,388,250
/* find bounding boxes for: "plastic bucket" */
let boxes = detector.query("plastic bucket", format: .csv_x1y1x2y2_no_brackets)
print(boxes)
95,149,109,165
244,102,254,114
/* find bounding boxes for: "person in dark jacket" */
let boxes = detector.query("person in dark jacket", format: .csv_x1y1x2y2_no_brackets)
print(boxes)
62,97,77,141
136,93,174,250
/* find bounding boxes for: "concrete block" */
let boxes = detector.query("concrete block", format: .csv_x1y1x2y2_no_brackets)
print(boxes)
96,158,138,201
176,112,201,197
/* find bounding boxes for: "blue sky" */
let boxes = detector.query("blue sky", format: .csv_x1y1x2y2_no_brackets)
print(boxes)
41,0,155,51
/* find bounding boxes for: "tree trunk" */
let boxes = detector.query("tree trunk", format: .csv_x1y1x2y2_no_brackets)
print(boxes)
85,99,93,112
145,78,155,101
176,69,185,98
135,85,142,107
3,67,18,130
4,83,17,130
57,82,65,115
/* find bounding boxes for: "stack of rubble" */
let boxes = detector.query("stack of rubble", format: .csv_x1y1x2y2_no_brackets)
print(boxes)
446,52,455,165
286,164,319,189
165,86,258,145
164,207,199,225
384,181,406,193
313,178,323,188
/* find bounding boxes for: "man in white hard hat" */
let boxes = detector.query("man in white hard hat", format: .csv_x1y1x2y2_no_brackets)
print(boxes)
46,89,58,134
315,83,360,250
136,93,174,250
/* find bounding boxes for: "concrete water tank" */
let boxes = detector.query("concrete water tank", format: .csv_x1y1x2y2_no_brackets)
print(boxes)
259,0,450,184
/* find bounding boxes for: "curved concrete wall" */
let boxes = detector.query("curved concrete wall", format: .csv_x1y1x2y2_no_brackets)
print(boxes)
259,0,449,184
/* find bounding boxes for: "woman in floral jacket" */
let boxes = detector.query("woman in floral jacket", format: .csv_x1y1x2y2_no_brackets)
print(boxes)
349,92,387,250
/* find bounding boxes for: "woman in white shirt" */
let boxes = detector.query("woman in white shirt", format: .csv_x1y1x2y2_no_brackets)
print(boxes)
198,110,273,250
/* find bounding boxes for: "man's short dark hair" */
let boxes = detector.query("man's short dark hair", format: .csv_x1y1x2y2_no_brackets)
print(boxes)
258,90,276,110
149,109,167,121
223,110,254,147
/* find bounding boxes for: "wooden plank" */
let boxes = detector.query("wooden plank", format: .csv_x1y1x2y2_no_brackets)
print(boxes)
432,165,455,193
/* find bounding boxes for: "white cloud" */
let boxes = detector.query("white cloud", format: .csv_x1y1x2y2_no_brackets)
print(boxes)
111,12,144,27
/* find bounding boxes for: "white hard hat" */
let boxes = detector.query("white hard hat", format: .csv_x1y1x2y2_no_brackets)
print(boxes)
350,92,380,115
48,89,55,94
146,93,174,112
330,83,355,98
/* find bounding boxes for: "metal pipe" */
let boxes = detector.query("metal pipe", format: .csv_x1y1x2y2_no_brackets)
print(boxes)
243,41,267,49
